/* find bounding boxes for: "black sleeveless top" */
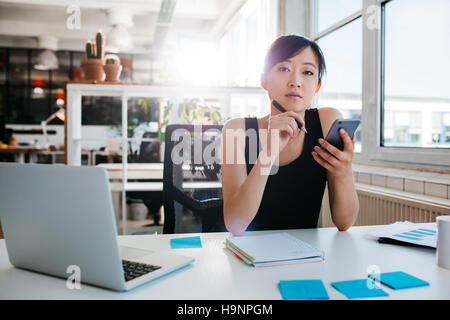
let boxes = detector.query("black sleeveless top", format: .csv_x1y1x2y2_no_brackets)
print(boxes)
244,108,327,231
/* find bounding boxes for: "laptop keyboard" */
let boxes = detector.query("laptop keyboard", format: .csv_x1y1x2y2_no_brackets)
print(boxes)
122,259,162,282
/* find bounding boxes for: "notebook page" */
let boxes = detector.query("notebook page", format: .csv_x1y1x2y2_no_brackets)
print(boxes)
227,232,323,263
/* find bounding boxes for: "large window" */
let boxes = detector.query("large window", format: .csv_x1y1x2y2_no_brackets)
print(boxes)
317,0,362,33
218,0,278,88
317,17,363,152
382,0,450,148
313,0,450,168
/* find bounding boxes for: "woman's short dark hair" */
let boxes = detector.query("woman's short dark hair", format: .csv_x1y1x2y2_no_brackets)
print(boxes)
263,35,326,83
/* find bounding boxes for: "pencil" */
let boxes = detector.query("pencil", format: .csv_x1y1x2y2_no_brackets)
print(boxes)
271,100,308,134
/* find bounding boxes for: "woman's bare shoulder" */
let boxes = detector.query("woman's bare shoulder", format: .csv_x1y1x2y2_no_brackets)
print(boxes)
223,115,268,132
223,117,245,131
317,107,342,121
317,107,343,137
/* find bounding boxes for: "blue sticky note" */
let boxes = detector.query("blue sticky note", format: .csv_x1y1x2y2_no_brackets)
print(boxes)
170,236,202,249
331,279,389,299
368,271,429,290
279,280,329,300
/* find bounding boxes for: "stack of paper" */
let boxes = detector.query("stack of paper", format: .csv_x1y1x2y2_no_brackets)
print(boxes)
365,221,437,248
226,232,324,267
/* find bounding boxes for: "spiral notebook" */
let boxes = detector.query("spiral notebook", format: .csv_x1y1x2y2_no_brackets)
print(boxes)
226,232,324,267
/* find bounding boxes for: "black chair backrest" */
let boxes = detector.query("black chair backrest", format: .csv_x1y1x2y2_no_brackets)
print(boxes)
162,124,225,234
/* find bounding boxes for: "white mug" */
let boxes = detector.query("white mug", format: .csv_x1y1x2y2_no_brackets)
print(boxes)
436,215,450,270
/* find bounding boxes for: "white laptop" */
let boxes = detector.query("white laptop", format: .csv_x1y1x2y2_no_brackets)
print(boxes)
0,163,194,291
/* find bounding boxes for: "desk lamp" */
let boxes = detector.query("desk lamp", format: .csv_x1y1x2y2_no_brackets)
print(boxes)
41,108,65,148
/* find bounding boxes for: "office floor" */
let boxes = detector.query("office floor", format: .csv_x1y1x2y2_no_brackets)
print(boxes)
118,210,163,235
117,209,202,235
118,215,161,230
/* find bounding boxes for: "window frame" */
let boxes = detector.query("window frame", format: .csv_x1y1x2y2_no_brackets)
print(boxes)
310,0,450,169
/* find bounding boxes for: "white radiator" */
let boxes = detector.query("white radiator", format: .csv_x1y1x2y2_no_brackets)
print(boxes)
319,184,450,228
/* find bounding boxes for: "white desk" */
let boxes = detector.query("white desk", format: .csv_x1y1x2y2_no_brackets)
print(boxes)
1,224,449,300
0,146,49,163
97,163,166,180
97,163,222,191
109,182,222,192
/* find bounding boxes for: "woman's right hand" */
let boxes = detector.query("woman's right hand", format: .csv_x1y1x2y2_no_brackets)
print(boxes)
266,111,305,160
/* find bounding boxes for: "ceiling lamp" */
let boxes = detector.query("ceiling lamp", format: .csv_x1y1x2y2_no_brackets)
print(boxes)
107,25,133,53
106,7,133,53
31,78,46,99
34,36,59,70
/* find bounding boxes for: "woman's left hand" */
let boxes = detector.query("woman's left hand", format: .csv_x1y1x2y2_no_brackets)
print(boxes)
312,128,355,177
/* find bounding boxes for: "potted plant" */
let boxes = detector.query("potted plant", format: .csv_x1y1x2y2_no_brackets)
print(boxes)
158,100,173,145
177,98,223,125
127,198,148,221
176,98,224,176
158,100,173,162
103,54,122,82
111,98,157,163
80,31,105,81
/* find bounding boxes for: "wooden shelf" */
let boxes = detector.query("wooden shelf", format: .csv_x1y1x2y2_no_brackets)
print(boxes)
65,80,151,86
